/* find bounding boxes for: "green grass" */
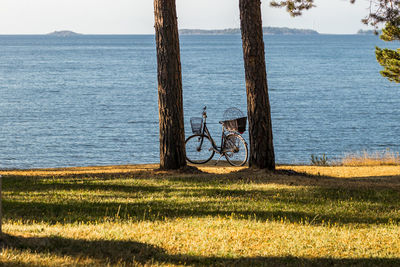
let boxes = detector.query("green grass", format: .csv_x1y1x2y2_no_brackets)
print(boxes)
1,167,400,266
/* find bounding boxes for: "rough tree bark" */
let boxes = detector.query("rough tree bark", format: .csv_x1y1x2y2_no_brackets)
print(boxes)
239,0,275,170
154,0,187,170
0,176,2,236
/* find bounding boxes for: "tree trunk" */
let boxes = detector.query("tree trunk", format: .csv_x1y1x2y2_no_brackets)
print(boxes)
154,0,187,170
0,175,2,236
239,0,275,170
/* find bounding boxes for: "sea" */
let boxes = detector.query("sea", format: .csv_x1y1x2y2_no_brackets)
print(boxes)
0,34,398,169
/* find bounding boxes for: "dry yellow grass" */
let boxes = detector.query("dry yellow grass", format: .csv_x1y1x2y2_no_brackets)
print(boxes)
2,163,400,178
1,219,400,266
1,164,400,266
283,165,400,178
341,150,400,167
0,164,158,177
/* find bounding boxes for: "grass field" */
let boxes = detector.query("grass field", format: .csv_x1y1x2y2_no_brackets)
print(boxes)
0,164,399,266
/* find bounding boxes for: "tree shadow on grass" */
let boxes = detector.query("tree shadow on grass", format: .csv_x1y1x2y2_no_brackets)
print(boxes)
4,166,400,189
165,168,400,190
2,168,400,225
3,194,399,225
1,234,399,266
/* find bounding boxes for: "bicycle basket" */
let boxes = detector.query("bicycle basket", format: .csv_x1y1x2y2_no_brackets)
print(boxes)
222,107,247,134
222,117,247,134
190,117,203,134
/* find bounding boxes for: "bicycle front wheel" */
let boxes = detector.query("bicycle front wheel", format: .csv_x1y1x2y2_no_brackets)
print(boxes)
185,134,215,164
224,134,248,166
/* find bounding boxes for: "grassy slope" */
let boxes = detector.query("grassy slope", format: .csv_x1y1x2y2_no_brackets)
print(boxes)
0,164,399,266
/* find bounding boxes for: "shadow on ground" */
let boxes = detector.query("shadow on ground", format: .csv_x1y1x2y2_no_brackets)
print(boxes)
1,234,399,266
2,168,400,224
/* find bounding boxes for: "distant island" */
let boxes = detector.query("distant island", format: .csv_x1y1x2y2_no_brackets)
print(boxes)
47,30,81,37
357,29,381,35
179,27,319,35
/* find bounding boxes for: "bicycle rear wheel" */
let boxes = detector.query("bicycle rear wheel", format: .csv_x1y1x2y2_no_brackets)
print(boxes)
224,133,248,166
185,134,215,164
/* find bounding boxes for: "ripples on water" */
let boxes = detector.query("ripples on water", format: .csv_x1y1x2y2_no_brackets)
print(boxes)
0,34,398,168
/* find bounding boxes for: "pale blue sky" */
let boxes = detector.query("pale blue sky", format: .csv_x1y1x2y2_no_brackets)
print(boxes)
0,0,372,34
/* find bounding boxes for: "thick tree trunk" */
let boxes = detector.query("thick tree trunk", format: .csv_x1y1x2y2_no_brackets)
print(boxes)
0,176,2,236
239,0,275,170
154,0,187,170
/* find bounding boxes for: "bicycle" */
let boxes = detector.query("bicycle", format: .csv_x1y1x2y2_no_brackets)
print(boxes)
185,106,248,166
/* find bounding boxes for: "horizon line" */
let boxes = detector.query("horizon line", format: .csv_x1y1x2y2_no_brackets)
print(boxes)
0,26,378,36
0,32,372,36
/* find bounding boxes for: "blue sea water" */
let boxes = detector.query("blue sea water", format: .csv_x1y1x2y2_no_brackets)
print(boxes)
0,34,398,168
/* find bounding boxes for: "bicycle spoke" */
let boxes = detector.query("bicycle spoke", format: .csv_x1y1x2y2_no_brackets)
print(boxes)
224,134,248,166
185,135,215,164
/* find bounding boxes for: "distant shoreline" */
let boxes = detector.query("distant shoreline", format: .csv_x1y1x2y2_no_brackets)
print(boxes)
0,31,381,36
0,26,381,36
179,27,319,35
47,30,81,37
0,33,369,36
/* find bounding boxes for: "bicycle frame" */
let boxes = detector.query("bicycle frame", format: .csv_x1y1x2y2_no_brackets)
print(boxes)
199,110,226,155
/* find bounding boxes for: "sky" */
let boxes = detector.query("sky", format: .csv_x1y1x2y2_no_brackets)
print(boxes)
0,0,373,34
